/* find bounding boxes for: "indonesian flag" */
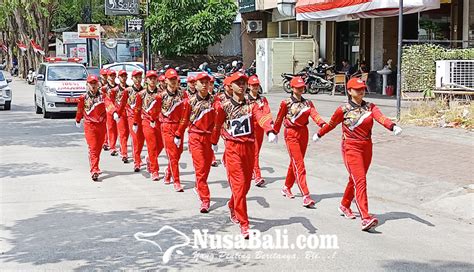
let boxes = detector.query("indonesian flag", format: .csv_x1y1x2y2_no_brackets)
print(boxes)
1,43,7,52
296,0,440,21
30,39,45,55
17,41,28,52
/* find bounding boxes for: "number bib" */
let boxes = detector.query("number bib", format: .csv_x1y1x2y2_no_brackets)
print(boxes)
227,115,252,137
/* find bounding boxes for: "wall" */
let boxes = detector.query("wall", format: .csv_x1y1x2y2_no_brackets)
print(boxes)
208,23,242,56
241,12,269,67
256,0,277,10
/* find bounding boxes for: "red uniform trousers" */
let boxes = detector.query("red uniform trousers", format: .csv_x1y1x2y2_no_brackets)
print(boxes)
106,112,118,151
117,117,129,158
128,117,145,167
224,141,255,229
162,123,184,185
252,125,265,182
284,126,310,196
142,120,164,174
341,139,373,220
84,121,107,174
189,132,213,203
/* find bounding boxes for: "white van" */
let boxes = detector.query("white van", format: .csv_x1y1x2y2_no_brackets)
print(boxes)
34,58,88,118
0,71,12,110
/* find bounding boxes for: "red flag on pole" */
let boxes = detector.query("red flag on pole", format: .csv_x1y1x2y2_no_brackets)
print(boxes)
30,39,45,55
17,41,28,52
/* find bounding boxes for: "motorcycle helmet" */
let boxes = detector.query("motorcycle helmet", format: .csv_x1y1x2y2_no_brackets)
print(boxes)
236,61,243,70
308,60,314,67
232,60,238,67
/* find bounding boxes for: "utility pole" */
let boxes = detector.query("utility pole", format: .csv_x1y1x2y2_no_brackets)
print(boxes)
396,0,403,121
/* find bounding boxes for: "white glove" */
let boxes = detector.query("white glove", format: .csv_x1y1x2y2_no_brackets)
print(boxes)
132,124,138,133
268,132,278,144
75,121,81,128
174,137,181,147
212,144,218,152
312,133,320,142
393,125,403,136
113,112,120,122
150,121,156,128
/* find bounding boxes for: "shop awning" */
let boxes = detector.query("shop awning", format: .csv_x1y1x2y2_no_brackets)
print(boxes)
296,0,440,21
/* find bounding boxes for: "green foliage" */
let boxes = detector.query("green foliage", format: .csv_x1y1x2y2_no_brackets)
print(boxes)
146,0,237,57
402,44,474,97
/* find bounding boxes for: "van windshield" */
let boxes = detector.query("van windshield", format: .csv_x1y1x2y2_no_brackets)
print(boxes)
47,66,87,81
0,72,5,81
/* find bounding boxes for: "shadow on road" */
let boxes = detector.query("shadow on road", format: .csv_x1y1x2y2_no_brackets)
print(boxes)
249,216,318,234
376,211,435,227
0,204,260,270
0,162,71,178
380,259,472,271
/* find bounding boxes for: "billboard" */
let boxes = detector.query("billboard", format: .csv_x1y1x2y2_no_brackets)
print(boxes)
78,24,101,39
239,0,256,13
105,0,140,16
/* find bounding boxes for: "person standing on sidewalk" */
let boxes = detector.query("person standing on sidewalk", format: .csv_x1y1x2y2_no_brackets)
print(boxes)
75,75,119,181
127,70,146,172
134,70,164,181
273,76,327,208
246,75,273,187
175,72,216,213
212,72,278,238
315,78,403,231
160,68,187,192
103,70,119,156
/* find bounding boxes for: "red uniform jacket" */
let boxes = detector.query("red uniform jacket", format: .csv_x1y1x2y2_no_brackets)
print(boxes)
159,88,187,124
214,90,232,105
102,84,117,114
108,84,129,117
246,93,272,129
211,97,274,144
75,91,107,124
317,100,395,140
133,87,163,125
176,93,216,138
273,96,326,133
125,85,143,122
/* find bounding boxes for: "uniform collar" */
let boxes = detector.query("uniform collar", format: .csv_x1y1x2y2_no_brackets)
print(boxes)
248,92,260,100
147,86,158,94
166,88,178,97
196,93,210,101
348,99,367,108
291,94,305,103
188,88,196,95
87,90,100,98
132,85,142,92
230,96,246,107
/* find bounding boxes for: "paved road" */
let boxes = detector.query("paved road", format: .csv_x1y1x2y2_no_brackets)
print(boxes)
1,78,473,271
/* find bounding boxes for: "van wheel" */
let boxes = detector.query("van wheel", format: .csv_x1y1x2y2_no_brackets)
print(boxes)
35,96,42,114
4,101,11,110
42,99,51,118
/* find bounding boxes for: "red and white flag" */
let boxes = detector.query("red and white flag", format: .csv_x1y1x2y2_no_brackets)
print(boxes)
17,41,28,52
30,39,45,55
1,43,7,52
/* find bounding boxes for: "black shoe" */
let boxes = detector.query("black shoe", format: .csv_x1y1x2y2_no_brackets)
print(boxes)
211,161,219,167
134,167,140,172
111,150,118,156
122,157,129,163
103,145,110,151
91,173,99,181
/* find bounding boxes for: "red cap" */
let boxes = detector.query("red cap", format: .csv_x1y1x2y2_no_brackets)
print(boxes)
248,75,260,85
195,72,210,81
146,70,158,78
223,77,232,86
187,76,196,82
107,70,117,76
100,69,108,76
118,70,127,77
290,76,305,88
132,70,143,77
228,72,248,84
87,75,99,84
158,75,166,82
165,69,178,79
209,76,215,82
347,78,366,90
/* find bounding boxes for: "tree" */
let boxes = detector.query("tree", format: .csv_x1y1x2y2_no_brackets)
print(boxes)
146,0,237,57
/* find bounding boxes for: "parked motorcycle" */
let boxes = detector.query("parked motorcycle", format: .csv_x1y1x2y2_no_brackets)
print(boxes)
281,70,333,94
10,65,18,77
26,68,35,85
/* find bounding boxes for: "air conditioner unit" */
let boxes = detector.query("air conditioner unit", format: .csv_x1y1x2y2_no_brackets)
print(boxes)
435,60,474,89
247,20,263,33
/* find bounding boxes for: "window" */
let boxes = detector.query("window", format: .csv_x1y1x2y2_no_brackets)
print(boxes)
0,71,4,81
47,66,87,81
279,20,310,38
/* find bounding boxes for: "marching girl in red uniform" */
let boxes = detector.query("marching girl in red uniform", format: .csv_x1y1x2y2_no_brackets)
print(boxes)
212,72,277,238
246,75,273,187
186,76,197,97
211,77,233,167
160,68,187,192
315,78,402,231
175,72,216,213
99,69,110,151
128,70,146,172
133,70,164,181
273,76,327,208
75,75,118,181
109,70,130,163
103,70,119,156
